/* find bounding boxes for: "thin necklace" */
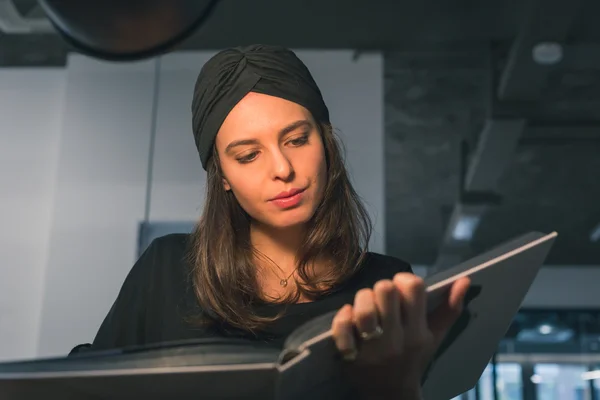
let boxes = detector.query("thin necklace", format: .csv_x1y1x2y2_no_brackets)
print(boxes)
279,269,297,287
257,251,299,287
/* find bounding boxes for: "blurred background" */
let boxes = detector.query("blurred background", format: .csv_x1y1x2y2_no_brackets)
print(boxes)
0,0,599,399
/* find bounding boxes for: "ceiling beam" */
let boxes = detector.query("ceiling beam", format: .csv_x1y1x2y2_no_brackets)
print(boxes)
563,43,600,70
497,0,583,102
432,118,526,271
464,119,527,192
519,123,600,145
525,123,600,139
0,33,68,66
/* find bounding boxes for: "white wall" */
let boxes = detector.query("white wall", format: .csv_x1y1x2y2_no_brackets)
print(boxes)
36,57,157,358
0,69,65,362
146,53,212,222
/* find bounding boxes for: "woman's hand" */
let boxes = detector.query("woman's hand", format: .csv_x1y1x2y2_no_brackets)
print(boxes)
331,273,471,400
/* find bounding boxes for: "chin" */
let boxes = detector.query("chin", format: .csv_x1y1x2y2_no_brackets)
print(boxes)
268,207,316,230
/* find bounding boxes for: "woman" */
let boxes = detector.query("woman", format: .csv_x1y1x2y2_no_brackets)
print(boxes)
81,44,470,399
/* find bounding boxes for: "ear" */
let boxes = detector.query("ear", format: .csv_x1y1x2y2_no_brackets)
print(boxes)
222,178,231,191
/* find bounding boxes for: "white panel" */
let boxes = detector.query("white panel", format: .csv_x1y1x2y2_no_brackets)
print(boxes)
36,55,156,358
522,266,600,308
148,52,215,222
0,69,65,362
413,265,600,308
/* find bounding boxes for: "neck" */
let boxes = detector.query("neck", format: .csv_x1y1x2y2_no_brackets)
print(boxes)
250,222,306,274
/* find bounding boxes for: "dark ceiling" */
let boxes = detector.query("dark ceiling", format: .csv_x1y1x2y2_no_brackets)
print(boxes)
0,0,575,66
383,0,600,267
2,0,599,266
384,51,600,266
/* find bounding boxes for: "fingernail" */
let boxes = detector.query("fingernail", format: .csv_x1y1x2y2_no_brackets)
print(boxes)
341,347,358,362
341,331,358,361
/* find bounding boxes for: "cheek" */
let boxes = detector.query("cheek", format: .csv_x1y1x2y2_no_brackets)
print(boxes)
309,146,327,188
230,179,259,209
225,172,268,218
291,145,327,207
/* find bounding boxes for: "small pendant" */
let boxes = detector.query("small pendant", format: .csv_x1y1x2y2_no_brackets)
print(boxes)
280,279,288,287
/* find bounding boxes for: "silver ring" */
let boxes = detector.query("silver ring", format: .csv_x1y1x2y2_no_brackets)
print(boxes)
360,325,384,341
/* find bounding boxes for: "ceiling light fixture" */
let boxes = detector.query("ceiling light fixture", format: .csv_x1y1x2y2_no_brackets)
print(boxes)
451,214,481,241
532,42,564,65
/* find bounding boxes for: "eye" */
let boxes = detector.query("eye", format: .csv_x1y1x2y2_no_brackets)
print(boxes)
288,134,309,147
237,151,259,164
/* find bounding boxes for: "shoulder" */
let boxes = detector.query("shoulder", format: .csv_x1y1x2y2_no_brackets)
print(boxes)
84,233,194,353
141,232,192,276
143,233,191,262
124,233,192,288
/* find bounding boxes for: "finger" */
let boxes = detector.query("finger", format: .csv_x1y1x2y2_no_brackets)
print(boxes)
352,288,380,337
393,273,427,332
331,304,358,360
448,277,471,311
373,279,401,335
428,277,471,341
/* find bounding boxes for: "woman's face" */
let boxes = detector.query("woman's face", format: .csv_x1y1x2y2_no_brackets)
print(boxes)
215,92,327,230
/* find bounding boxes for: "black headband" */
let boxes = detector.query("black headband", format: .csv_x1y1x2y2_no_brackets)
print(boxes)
191,44,330,170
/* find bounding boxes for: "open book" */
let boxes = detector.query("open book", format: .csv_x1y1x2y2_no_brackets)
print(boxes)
0,231,557,400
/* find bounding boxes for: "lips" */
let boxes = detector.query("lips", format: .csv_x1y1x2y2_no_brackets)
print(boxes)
268,187,306,209
270,188,305,201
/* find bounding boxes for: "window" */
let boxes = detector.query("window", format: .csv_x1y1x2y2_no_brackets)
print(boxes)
497,363,523,400
479,363,523,400
533,364,590,400
588,365,600,399
451,387,477,400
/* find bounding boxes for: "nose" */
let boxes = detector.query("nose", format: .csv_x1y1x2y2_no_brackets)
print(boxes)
270,148,294,182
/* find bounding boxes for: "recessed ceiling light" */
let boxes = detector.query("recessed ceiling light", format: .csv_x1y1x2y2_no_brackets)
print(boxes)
532,42,563,65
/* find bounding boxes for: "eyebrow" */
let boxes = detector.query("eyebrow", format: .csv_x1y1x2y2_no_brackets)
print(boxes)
224,119,312,154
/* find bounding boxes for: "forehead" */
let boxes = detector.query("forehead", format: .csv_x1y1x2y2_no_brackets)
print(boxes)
216,92,313,144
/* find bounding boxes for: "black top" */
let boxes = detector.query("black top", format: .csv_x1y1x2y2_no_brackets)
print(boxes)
77,234,412,354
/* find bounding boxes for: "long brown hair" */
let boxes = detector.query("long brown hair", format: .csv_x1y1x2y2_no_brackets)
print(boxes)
186,123,372,334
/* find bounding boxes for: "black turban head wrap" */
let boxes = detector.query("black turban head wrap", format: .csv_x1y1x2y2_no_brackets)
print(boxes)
191,44,330,170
